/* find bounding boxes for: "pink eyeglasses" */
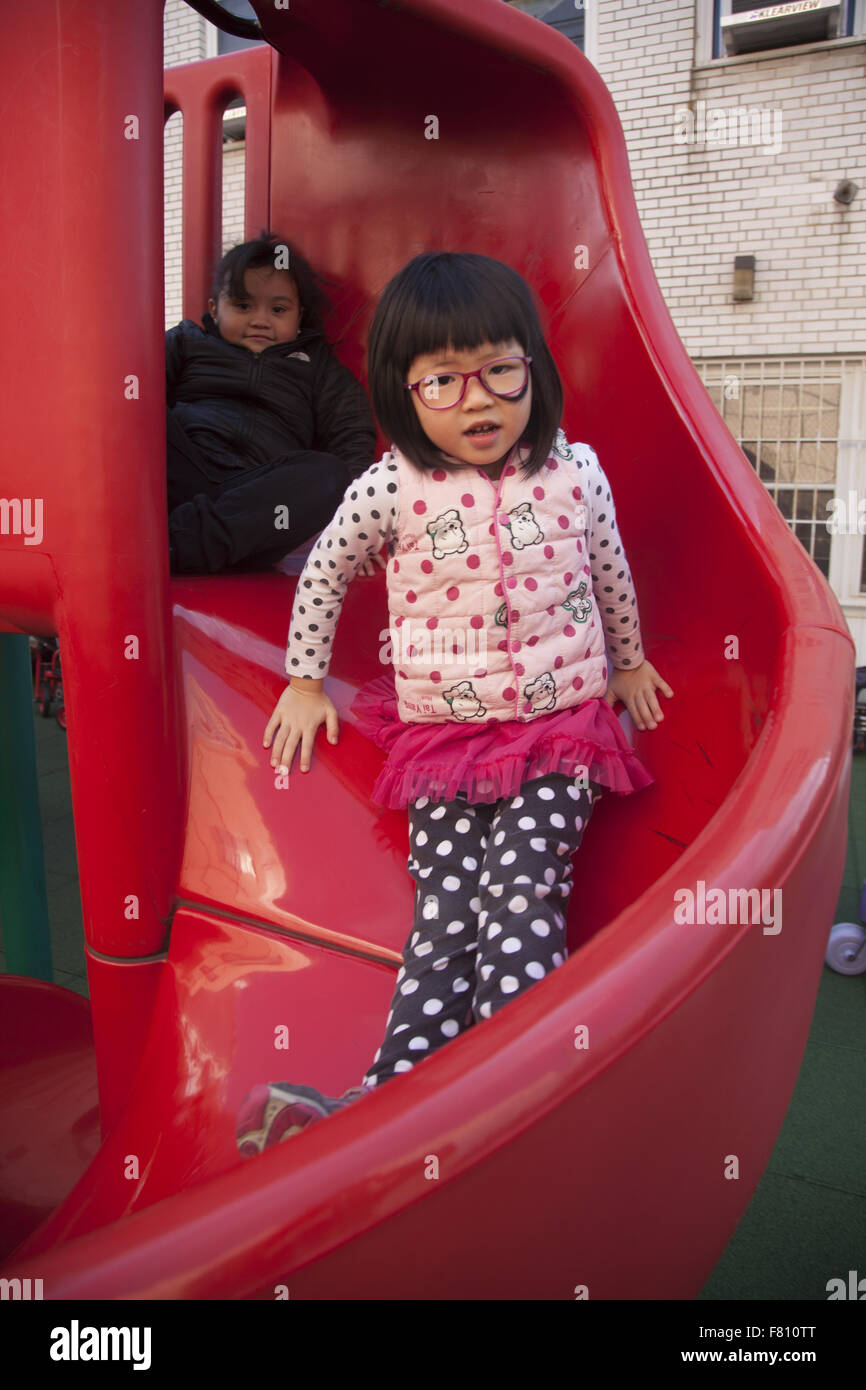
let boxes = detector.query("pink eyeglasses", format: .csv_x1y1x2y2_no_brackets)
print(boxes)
404,355,532,409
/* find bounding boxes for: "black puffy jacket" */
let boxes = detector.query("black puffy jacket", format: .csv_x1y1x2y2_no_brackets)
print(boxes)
165,312,377,482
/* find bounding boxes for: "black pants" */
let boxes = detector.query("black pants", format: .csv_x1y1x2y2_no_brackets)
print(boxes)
361,773,600,1089
166,413,352,574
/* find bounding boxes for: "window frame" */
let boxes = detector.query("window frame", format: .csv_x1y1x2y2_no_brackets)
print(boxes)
838,362,866,606
695,0,865,64
693,356,866,595
503,1,592,61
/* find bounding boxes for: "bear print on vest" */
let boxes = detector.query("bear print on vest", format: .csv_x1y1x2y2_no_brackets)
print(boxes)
427,509,469,559
442,679,488,721
562,582,593,623
523,671,558,713
504,502,544,550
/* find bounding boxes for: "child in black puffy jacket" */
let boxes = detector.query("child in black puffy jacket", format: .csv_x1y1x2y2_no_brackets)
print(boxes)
166,231,380,574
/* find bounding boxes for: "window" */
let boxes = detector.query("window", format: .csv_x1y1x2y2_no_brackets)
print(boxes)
507,0,567,18
503,1,585,49
215,0,263,56
713,0,857,59
222,96,246,142
694,357,856,579
212,2,262,143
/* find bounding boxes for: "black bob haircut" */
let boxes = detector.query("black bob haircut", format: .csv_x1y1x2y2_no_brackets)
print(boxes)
208,230,333,338
366,251,563,479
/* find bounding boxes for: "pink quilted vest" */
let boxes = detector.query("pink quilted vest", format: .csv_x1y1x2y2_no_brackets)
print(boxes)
386,432,609,724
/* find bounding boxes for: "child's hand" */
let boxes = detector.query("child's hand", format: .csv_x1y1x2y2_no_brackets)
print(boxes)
263,684,340,775
358,549,388,578
604,660,673,731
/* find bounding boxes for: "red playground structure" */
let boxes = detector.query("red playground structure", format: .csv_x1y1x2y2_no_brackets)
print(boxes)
0,0,854,1299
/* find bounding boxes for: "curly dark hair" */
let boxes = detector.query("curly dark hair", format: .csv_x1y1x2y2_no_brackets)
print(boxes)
208,230,333,337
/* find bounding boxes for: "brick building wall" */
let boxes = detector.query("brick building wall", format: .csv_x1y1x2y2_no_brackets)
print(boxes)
588,0,866,657
592,0,864,356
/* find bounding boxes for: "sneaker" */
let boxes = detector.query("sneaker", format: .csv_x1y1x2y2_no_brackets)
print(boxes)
236,1082,371,1158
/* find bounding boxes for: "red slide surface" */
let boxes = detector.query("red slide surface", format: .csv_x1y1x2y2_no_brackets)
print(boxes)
0,0,853,1298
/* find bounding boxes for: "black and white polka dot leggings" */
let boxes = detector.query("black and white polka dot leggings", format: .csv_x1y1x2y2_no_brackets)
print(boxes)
361,773,599,1089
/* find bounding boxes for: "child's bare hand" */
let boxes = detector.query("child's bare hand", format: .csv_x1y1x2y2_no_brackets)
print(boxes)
358,549,387,578
604,660,673,731
263,684,339,775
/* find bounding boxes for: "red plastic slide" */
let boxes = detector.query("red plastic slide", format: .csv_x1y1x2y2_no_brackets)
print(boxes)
0,0,853,1298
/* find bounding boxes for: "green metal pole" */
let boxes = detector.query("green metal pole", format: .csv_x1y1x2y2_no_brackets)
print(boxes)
0,634,53,980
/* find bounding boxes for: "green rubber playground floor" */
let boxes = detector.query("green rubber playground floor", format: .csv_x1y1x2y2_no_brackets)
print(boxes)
2,714,865,1298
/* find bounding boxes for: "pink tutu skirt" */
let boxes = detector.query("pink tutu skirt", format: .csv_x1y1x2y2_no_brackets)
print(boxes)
350,671,655,810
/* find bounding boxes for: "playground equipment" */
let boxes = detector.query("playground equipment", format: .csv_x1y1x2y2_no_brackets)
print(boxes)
30,637,65,728
854,665,866,753
0,0,854,1299
827,881,866,976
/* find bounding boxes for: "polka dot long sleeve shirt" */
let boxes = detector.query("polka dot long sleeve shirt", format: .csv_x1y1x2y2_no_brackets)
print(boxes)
285,444,643,680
